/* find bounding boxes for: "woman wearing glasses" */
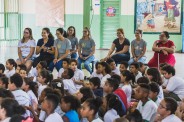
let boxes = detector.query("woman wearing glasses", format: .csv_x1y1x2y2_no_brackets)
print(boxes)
77,27,95,74
101,28,130,65
148,31,176,68
16,28,36,72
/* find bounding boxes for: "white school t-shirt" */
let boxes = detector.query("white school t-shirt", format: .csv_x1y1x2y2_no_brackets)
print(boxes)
30,67,38,82
161,114,182,122
154,97,161,107
121,84,132,103
58,68,65,78
18,39,36,57
63,79,78,95
104,109,120,122
27,90,38,106
135,71,142,83
112,67,120,75
73,69,84,90
12,89,30,106
5,69,15,78
136,100,158,121
91,71,103,80
101,74,111,87
166,76,184,100
45,112,63,122
38,84,47,98
158,86,164,100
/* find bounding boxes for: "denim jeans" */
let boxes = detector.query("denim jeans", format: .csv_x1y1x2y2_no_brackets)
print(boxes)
77,55,95,74
49,60,63,72
128,56,147,65
111,53,130,64
71,53,78,59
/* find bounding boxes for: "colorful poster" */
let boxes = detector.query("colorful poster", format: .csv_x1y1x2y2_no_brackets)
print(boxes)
135,0,182,34
36,0,65,27
106,7,116,17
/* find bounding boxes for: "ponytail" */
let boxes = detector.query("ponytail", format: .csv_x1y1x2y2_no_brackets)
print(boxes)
121,70,135,84
43,27,54,40
39,69,53,84
7,59,17,69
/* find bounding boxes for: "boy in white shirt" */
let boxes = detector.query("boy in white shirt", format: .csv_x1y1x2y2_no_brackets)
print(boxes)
135,83,158,122
149,82,161,106
41,94,63,122
162,65,184,101
106,58,120,75
62,68,78,95
70,59,84,90
129,62,142,83
156,97,182,122
58,58,70,78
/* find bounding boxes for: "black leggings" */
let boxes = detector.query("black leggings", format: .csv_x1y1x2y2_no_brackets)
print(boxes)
33,55,54,68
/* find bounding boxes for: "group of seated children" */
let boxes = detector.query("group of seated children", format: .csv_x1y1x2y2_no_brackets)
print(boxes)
0,57,183,122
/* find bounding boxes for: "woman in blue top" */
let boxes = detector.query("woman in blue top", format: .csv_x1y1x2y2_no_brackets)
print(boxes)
78,27,95,74
33,28,55,68
67,26,78,59
101,28,130,65
49,28,71,72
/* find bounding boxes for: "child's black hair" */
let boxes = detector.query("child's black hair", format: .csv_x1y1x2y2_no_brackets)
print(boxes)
62,95,81,111
70,59,78,65
89,77,101,88
62,58,70,64
149,82,160,94
139,83,150,93
39,61,47,69
126,109,143,122
10,115,25,122
79,87,94,103
111,74,121,84
164,97,178,114
85,97,103,116
162,65,175,76
137,76,150,85
99,62,111,74
0,88,14,98
0,76,8,89
106,58,115,64
147,68,162,85
66,68,74,79
10,73,23,88
45,93,60,111
130,62,140,69
18,64,27,71
106,78,119,92
106,93,124,117
159,63,168,69
121,70,135,84
39,69,53,84
50,79,64,96
120,61,128,69
7,59,17,69
95,62,100,70
24,77,38,98
0,63,5,73
1,98,25,118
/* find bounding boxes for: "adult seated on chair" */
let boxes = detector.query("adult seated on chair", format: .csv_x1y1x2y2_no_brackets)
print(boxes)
77,27,95,74
101,28,130,65
33,28,55,68
128,29,147,65
16,28,36,73
49,28,71,72
148,31,176,68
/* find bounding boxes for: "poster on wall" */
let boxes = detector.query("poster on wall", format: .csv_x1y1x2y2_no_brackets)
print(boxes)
36,0,65,27
135,0,182,34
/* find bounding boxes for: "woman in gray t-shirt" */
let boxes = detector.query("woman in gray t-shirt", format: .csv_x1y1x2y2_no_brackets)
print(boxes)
67,26,78,59
78,27,95,74
49,28,71,72
128,29,147,65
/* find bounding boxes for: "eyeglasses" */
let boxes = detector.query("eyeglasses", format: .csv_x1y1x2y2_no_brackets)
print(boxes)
159,103,167,109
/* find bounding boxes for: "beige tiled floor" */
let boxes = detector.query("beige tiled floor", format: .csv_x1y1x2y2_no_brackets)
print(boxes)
0,44,184,78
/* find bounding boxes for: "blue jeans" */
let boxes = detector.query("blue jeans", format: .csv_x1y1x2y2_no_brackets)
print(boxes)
111,53,130,64
77,55,95,74
71,53,78,59
49,60,63,72
128,56,147,65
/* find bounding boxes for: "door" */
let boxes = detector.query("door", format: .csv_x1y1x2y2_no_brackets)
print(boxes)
0,0,20,41
100,0,121,49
